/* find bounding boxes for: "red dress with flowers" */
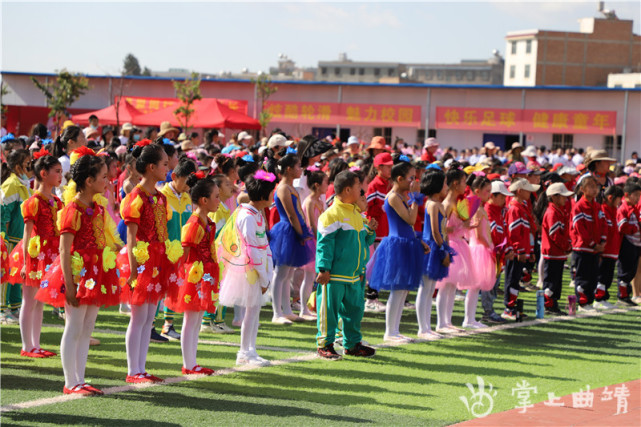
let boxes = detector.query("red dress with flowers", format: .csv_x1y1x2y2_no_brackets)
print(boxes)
35,199,121,308
165,214,219,313
7,192,62,287
1,233,8,284
117,185,182,306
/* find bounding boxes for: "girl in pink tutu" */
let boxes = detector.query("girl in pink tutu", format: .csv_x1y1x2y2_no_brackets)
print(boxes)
463,175,495,329
436,167,470,333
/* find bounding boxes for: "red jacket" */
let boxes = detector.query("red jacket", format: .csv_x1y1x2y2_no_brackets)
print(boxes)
486,202,511,258
506,199,533,255
601,203,621,259
617,199,641,247
541,203,571,260
571,197,607,253
366,175,390,241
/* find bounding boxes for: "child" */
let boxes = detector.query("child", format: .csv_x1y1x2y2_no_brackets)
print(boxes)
570,176,606,311
418,169,454,339
435,167,469,332
119,141,183,383
596,185,624,309
158,157,198,341
17,149,63,358
364,153,393,312
464,175,495,328
202,174,236,333
482,181,513,324
541,183,573,315
301,169,328,320
504,178,540,319
616,180,641,306
35,153,121,395
165,173,219,375
218,170,277,366
270,154,314,324
316,170,376,360
369,158,424,342
1,149,32,324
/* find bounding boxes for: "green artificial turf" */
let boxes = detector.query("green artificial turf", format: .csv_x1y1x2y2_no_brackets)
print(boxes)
2,268,640,426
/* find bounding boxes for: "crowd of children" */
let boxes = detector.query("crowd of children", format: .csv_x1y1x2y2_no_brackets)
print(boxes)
2,124,641,395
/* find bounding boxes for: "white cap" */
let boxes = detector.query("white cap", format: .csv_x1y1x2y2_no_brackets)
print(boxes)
444,159,454,169
558,166,580,176
238,131,252,140
509,178,540,193
424,137,439,148
523,145,537,157
491,181,514,196
267,134,290,149
347,136,359,146
546,182,574,197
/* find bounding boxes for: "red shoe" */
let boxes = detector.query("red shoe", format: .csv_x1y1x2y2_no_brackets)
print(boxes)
35,348,57,357
82,383,104,395
20,348,46,358
63,384,95,395
126,374,152,383
182,365,214,376
142,372,164,382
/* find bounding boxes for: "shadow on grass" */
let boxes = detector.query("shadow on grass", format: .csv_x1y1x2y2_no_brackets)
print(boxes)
3,413,180,427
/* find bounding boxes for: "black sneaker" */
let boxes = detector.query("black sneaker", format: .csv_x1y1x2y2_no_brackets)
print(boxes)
483,312,507,324
344,342,376,358
618,297,638,307
151,327,168,343
161,324,181,341
317,344,342,360
545,306,568,316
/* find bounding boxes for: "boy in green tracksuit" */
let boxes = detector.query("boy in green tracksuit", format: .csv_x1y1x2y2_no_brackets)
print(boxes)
316,171,376,360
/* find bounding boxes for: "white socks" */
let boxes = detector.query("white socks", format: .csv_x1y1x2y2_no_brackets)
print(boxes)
436,283,456,329
300,270,316,316
463,288,480,325
60,304,99,388
271,265,294,318
181,310,203,370
417,277,436,334
240,305,261,353
126,303,156,376
20,286,44,351
385,290,408,337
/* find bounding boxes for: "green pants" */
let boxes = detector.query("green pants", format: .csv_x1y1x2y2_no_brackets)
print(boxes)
2,283,22,310
317,279,364,350
202,303,226,325
154,300,177,322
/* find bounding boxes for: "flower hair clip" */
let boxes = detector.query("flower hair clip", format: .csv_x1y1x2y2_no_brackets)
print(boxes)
399,154,411,163
286,147,298,155
191,171,206,179
41,138,54,145
242,154,255,162
306,165,320,172
349,166,361,172
33,147,50,160
135,139,152,148
254,169,276,182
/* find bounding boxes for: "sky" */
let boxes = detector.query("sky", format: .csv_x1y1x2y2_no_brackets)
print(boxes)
1,1,639,76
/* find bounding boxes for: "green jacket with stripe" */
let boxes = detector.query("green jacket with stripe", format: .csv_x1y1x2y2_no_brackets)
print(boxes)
1,173,31,247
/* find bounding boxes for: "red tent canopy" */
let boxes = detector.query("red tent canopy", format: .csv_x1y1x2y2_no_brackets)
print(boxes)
131,98,260,130
72,100,142,126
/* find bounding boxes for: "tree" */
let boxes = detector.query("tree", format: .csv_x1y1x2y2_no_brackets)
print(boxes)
0,82,9,115
252,73,278,136
142,67,152,77
123,53,142,76
31,69,89,132
173,72,202,135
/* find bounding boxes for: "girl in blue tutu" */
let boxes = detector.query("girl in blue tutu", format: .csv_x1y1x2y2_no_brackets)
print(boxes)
369,156,427,343
270,154,315,324
417,169,456,339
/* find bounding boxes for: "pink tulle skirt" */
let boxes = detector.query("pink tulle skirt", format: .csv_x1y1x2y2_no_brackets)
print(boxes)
436,237,472,290
467,243,497,291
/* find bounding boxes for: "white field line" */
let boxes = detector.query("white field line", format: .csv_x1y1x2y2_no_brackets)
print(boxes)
2,306,639,413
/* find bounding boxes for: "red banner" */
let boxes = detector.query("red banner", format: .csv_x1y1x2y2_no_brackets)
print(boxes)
435,107,616,135
265,101,421,127
115,96,249,115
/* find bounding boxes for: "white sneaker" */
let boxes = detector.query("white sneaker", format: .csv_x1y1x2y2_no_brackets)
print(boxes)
462,321,487,329
119,303,131,314
271,316,293,325
364,299,386,313
300,314,317,321
593,300,615,310
435,326,457,334
578,304,595,312
0,310,18,325
383,334,414,343
472,321,487,328
213,323,235,333
569,280,576,288
237,350,270,366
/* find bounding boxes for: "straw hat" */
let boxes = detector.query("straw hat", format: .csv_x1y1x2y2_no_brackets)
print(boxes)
585,149,616,165
157,121,179,137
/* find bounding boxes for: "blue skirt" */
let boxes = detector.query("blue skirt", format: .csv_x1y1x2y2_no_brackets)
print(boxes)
269,221,314,267
423,240,457,282
369,236,424,291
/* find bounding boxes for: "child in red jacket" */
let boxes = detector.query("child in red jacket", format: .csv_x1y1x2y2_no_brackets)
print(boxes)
616,180,641,306
541,183,573,315
503,179,540,320
596,185,624,309
571,176,607,310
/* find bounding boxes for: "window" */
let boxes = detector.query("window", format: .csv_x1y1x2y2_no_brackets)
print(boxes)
481,71,490,81
334,67,340,76
417,129,426,143
552,134,574,150
373,127,392,144
427,129,437,138
388,68,394,77
359,68,364,75
321,67,327,75
604,135,622,159
466,71,475,81
424,70,433,79
526,40,532,54
524,64,531,78
509,65,516,79
350,68,355,75
374,68,380,76
511,41,517,54
456,71,463,81
437,70,444,80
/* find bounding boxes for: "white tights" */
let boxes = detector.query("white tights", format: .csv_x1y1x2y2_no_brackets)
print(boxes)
60,304,99,388
436,283,456,329
271,265,294,318
20,286,44,351
125,303,156,376
300,270,316,316
416,277,436,334
385,290,408,337
240,305,261,353
463,288,480,325
233,305,245,324
181,310,204,370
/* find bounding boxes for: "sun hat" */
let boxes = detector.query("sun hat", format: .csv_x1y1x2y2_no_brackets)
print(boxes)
546,182,574,197
491,181,514,196
509,178,540,193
